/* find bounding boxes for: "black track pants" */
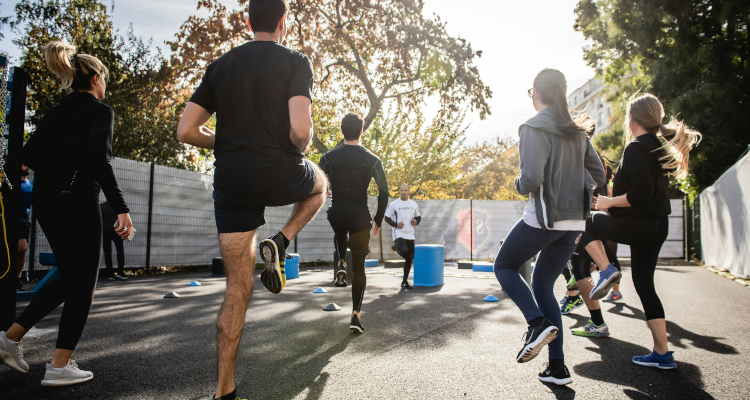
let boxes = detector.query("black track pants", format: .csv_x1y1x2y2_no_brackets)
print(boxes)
328,206,371,312
103,230,125,277
571,239,622,282
16,194,103,350
579,212,669,320
395,238,415,281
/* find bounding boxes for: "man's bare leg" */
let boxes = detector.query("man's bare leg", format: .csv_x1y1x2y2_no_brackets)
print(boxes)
576,277,600,313
585,240,610,272
280,166,327,241
215,231,256,399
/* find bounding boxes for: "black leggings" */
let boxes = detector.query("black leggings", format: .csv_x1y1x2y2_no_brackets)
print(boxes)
16,195,103,350
579,212,669,320
103,230,125,277
328,207,371,312
394,238,415,281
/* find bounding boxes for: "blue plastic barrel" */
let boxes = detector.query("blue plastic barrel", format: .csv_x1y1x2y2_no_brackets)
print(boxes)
286,253,300,279
413,245,444,287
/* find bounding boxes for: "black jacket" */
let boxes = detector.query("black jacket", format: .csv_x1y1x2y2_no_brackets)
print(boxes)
610,133,672,219
23,92,129,214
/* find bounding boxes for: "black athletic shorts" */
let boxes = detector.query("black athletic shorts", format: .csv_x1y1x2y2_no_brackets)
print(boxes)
19,220,31,241
214,159,317,234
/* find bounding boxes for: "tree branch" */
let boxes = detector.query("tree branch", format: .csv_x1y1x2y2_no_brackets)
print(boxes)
383,86,425,99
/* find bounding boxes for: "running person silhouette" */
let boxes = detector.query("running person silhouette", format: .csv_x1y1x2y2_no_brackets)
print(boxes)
318,113,388,333
177,1,326,399
384,184,421,289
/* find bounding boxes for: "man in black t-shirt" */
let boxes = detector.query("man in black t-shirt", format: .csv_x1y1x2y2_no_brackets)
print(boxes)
318,113,389,334
177,1,326,399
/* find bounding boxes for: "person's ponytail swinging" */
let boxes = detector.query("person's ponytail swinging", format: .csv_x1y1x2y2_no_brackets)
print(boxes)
43,41,108,93
625,93,702,178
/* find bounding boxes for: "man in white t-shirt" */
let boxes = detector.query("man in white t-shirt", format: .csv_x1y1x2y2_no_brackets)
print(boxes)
384,183,421,289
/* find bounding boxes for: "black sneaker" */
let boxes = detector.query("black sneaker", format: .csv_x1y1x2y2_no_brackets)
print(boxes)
516,318,559,363
15,278,24,292
350,314,364,333
259,232,287,294
335,260,348,287
538,363,572,385
401,281,413,289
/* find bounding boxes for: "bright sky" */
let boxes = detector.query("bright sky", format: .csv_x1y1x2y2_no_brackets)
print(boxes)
0,0,595,143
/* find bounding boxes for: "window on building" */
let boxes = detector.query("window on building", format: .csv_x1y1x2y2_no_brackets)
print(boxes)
598,112,603,126
599,97,604,108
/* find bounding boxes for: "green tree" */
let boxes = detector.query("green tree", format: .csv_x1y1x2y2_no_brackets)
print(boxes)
575,0,750,191
453,137,524,201
360,105,467,199
168,0,491,154
12,0,192,168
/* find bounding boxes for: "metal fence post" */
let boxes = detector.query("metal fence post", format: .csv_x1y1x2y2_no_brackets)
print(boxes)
145,160,155,273
470,199,473,261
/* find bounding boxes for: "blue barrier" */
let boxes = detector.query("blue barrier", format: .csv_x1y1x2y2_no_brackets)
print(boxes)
472,262,494,272
365,259,379,267
413,245,444,287
16,252,59,302
286,253,300,279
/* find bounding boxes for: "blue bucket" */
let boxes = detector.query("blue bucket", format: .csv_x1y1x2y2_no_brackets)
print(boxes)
413,245,444,287
286,253,300,279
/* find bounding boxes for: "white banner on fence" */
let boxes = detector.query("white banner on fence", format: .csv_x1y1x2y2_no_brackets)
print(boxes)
699,152,750,278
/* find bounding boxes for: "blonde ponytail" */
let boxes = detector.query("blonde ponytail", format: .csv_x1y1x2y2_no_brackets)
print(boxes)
625,93,702,179
42,41,109,93
656,117,702,178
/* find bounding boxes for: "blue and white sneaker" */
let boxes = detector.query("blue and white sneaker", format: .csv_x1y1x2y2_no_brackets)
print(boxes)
589,263,621,301
632,350,676,369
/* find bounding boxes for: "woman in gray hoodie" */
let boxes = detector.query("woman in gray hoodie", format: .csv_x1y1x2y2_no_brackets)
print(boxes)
493,69,606,385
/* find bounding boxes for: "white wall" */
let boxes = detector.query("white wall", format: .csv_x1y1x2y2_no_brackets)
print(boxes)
699,153,750,278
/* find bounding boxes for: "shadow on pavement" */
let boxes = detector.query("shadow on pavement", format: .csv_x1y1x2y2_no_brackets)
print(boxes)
607,303,738,355
542,382,576,399
573,337,715,399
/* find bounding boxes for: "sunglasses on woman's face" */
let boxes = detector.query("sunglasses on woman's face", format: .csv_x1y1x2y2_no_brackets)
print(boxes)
527,88,534,98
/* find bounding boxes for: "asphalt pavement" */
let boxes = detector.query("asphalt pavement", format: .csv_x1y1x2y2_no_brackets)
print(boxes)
1,259,748,399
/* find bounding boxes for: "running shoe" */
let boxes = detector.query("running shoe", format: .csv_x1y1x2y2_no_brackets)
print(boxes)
115,274,128,280
566,275,578,291
0,331,28,373
560,296,584,315
559,294,567,305
41,360,93,386
259,232,286,294
632,350,676,369
538,363,572,385
107,276,115,281
350,314,364,333
335,260,348,287
214,390,247,400
589,263,621,300
571,320,610,338
401,281,413,290
516,318,558,363
602,290,623,302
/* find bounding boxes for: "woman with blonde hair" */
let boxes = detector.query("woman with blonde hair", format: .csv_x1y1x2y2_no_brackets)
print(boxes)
0,41,132,386
493,68,606,385
582,93,701,369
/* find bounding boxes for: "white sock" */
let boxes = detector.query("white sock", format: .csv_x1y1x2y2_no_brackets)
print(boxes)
7,338,19,345
52,366,65,371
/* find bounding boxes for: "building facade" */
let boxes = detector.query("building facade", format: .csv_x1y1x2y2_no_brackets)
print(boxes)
567,77,613,134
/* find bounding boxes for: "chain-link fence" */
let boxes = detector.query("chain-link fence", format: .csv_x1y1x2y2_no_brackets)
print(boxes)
27,157,687,272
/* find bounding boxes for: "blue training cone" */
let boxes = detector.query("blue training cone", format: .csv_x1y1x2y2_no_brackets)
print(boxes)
483,295,499,302
189,281,201,286
313,287,327,293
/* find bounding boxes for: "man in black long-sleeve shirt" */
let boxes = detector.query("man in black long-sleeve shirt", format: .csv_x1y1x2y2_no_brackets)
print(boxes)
318,113,388,334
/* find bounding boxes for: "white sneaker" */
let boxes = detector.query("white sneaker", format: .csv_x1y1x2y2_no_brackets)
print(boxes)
41,360,93,386
0,331,29,373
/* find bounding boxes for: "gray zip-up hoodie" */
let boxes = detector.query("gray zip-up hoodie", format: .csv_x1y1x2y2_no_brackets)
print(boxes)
515,107,606,230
